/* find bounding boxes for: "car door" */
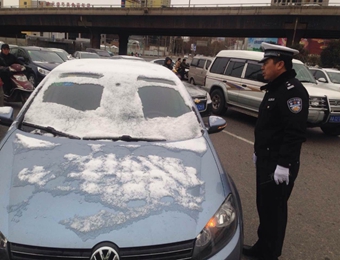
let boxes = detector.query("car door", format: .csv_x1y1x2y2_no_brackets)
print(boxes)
222,58,246,104
196,59,206,85
237,60,266,112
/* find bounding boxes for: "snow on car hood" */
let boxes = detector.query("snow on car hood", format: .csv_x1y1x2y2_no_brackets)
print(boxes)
0,132,228,248
303,82,340,99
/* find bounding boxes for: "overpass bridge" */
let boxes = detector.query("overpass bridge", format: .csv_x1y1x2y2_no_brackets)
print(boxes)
1,5,340,54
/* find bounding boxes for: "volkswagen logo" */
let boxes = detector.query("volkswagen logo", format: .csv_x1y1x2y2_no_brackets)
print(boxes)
90,246,120,260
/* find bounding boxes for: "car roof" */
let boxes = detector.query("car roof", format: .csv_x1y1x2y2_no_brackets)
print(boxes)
216,50,303,64
16,46,54,51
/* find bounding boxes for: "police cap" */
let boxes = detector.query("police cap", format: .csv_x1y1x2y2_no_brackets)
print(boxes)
259,42,299,63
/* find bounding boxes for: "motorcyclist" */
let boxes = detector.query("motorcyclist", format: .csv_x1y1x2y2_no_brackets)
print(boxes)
0,43,24,95
163,57,173,70
178,58,189,80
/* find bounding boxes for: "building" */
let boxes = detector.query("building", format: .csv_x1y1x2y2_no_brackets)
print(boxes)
0,0,3,8
271,0,329,6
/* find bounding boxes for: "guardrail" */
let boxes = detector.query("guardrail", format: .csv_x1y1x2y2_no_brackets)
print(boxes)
1,2,340,9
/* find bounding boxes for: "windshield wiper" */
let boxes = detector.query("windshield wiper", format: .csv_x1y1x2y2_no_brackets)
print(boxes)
22,122,81,139
83,135,166,142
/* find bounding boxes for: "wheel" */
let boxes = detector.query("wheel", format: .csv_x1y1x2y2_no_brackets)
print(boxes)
210,89,226,115
27,73,37,87
320,126,340,136
190,78,196,85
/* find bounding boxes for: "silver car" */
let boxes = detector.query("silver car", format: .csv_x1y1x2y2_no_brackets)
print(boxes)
0,59,243,260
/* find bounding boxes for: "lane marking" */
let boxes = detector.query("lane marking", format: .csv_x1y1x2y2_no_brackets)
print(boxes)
222,130,254,145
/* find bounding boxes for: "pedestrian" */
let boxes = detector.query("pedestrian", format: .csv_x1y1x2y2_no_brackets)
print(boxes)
163,57,173,70
243,42,309,260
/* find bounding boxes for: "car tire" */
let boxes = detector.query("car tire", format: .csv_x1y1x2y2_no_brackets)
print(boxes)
211,89,226,115
190,78,196,85
320,126,340,136
27,73,36,87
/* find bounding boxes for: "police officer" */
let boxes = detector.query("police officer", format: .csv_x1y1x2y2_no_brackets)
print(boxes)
243,42,309,260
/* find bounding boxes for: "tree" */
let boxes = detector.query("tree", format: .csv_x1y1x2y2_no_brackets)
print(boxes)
320,40,340,69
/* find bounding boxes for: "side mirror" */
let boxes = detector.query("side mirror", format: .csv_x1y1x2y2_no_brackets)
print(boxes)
317,77,327,83
207,115,227,134
0,106,14,126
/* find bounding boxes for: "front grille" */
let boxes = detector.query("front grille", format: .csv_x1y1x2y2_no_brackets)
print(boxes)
309,96,328,110
9,239,195,260
329,99,340,112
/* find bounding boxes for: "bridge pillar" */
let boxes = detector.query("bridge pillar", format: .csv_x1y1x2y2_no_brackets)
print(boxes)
90,30,101,49
119,34,129,55
284,18,307,46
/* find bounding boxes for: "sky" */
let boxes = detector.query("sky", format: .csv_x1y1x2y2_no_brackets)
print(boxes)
3,0,340,8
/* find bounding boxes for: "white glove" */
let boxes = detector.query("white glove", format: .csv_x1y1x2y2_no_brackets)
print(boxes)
252,153,257,165
274,165,290,185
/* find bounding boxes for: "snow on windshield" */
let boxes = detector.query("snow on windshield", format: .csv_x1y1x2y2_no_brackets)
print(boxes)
14,142,205,240
23,59,202,142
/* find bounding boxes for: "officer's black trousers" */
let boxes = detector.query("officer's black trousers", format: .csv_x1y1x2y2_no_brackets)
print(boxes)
255,156,299,259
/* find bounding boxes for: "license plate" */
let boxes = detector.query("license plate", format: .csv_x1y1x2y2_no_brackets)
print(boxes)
329,115,340,123
196,103,205,111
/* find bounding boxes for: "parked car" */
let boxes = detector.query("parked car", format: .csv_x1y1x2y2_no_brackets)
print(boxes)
150,58,175,68
10,46,64,87
308,67,340,92
73,51,101,59
0,58,243,260
183,81,212,117
48,47,74,62
203,50,340,136
188,55,213,86
85,48,112,58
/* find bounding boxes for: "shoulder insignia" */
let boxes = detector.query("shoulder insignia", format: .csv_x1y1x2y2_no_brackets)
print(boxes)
287,97,302,113
286,81,295,90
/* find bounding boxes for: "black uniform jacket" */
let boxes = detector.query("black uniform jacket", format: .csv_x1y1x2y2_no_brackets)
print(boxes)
254,69,309,168
0,53,22,67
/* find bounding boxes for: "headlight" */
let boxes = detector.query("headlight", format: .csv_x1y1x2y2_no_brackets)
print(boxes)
13,75,28,82
37,67,50,76
0,231,9,260
309,96,327,108
192,194,238,259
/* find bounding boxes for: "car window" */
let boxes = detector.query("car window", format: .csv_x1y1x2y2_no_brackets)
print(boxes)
197,59,205,68
326,71,340,84
81,52,100,59
293,63,317,83
224,60,245,78
210,57,229,74
154,60,163,65
28,50,65,63
314,71,327,81
191,58,198,67
205,60,212,70
18,49,29,62
245,62,264,82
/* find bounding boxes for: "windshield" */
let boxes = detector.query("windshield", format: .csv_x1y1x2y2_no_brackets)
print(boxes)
293,63,317,83
326,71,340,84
28,50,65,63
22,71,200,141
53,50,69,61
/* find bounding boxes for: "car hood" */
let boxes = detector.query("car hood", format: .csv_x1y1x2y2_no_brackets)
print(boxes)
304,82,340,98
316,82,340,92
34,61,62,71
184,84,207,98
0,131,229,248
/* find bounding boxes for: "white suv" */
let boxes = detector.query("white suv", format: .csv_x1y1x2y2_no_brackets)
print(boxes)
203,50,340,136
